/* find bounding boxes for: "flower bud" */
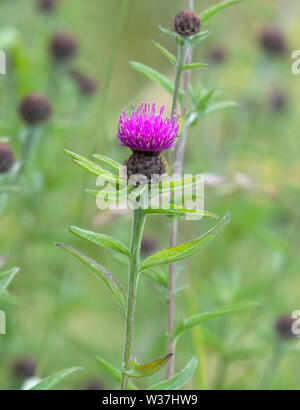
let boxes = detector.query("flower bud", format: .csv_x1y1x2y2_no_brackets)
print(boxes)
70,70,98,95
13,357,36,380
173,10,201,37
274,314,296,340
259,27,286,56
50,33,77,61
141,235,158,256
0,143,14,173
19,93,52,125
38,0,57,12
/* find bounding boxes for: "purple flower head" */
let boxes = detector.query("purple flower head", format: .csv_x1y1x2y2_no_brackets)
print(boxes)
117,102,180,152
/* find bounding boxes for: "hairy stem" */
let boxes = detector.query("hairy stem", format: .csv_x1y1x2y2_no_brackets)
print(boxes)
166,0,194,380
121,207,146,390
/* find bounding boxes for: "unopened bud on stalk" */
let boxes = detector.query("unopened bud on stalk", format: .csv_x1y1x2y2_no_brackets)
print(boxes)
259,27,286,56
274,314,297,340
209,46,227,64
13,357,37,380
173,10,201,37
84,378,105,390
269,89,287,112
50,33,77,61
0,143,14,173
18,93,52,125
117,102,180,183
38,0,57,12
141,235,158,256
70,70,98,96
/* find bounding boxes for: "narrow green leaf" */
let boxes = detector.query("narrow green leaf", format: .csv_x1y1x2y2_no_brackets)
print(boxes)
199,0,243,23
73,159,126,186
55,243,127,312
30,367,83,390
144,206,219,220
158,25,177,38
129,61,183,100
69,226,130,257
143,266,168,288
140,212,230,271
63,149,125,185
147,357,198,390
189,30,213,47
150,174,203,196
92,154,121,174
0,267,20,295
153,41,176,65
95,358,138,390
125,353,173,378
175,302,262,339
204,101,237,115
182,62,208,70
85,187,133,201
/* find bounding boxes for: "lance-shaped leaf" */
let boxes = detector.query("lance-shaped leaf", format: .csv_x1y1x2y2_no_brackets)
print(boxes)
85,186,133,201
69,226,130,258
199,0,243,23
147,357,198,390
55,243,127,312
150,174,204,196
189,30,213,47
124,353,173,378
140,212,230,271
63,149,125,185
96,358,137,390
153,41,176,65
0,267,20,295
182,62,208,70
143,266,168,288
92,154,121,174
174,302,262,339
158,25,178,39
30,367,83,390
129,61,184,101
144,206,219,220
187,101,237,127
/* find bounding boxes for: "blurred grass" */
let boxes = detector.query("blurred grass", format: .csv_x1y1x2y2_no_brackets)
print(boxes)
0,0,300,390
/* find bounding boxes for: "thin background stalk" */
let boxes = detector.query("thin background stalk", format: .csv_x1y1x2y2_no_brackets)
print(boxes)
166,0,194,380
121,207,146,390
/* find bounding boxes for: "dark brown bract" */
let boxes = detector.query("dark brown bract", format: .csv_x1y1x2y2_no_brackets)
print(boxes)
19,93,52,125
173,10,201,37
125,151,166,184
0,143,14,173
50,33,77,61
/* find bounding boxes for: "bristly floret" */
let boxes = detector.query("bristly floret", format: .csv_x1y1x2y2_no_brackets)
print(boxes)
117,102,180,152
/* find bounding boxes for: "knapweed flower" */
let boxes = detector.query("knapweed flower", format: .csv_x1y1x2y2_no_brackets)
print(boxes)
117,102,180,182
50,33,77,61
19,93,52,125
259,27,286,56
0,143,14,173
173,10,201,37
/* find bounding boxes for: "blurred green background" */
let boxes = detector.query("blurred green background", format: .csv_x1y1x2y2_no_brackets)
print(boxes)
0,0,300,390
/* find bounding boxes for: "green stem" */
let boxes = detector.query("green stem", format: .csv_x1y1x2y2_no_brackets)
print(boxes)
121,207,146,390
259,338,283,390
15,126,39,181
166,38,191,381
